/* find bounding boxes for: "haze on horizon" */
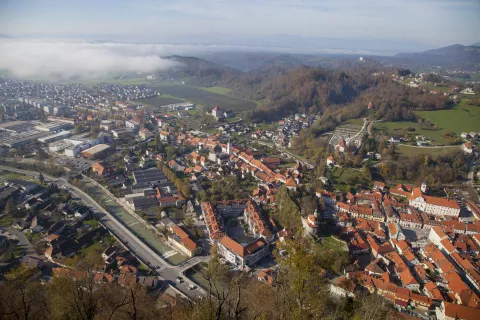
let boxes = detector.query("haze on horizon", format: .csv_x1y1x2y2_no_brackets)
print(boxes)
0,0,479,80
0,0,479,51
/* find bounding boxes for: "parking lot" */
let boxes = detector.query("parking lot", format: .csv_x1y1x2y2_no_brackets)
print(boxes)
54,157,93,172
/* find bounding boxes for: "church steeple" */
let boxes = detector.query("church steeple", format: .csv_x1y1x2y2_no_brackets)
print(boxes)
421,180,428,194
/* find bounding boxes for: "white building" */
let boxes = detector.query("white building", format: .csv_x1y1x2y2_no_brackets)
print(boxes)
301,210,319,236
428,227,448,247
218,236,269,269
410,187,460,217
462,142,473,154
64,145,81,157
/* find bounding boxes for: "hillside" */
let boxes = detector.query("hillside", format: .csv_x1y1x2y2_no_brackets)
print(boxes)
395,44,480,70
160,55,241,86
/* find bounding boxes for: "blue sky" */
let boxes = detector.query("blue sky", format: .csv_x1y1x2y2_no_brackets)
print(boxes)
0,0,479,49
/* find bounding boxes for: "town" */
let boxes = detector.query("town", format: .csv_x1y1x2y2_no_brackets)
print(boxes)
1,69,480,320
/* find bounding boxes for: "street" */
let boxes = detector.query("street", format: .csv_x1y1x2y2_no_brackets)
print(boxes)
0,165,208,301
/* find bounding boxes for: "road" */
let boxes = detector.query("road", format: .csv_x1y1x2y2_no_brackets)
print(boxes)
255,140,315,168
0,165,208,300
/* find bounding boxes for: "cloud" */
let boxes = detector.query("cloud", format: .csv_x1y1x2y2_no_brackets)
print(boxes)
0,40,180,80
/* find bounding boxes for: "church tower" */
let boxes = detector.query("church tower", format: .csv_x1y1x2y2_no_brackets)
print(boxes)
227,140,232,155
421,180,428,194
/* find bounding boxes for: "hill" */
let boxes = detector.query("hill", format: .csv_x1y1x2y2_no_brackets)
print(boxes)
395,44,480,70
160,55,241,86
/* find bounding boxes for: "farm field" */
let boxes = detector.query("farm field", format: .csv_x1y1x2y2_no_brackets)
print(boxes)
201,86,232,95
148,84,258,112
415,99,480,135
137,95,184,108
396,145,458,157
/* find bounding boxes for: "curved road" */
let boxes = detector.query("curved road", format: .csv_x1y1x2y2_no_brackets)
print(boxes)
0,165,208,300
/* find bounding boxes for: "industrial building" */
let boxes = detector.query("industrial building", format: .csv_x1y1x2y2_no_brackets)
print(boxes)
0,130,48,148
34,121,73,132
48,140,73,152
81,144,111,159
38,130,72,144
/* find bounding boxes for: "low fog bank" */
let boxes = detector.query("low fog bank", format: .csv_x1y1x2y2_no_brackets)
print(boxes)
0,39,389,81
0,40,182,80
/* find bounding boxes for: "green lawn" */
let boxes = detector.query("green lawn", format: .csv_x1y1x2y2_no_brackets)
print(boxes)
415,99,480,136
0,215,14,226
83,219,99,229
201,86,232,95
321,236,348,252
330,167,362,184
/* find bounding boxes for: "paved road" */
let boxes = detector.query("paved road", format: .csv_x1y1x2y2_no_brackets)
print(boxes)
0,165,208,300
255,140,315,168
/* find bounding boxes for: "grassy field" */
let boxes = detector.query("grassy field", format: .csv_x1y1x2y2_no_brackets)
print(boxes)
421,83,452,93
331,167,362,184
415,100,480,135
137,95,184,108
345,118,365,126
396,145,458,156
375,100,480,145
201,86,232,95
148,84,258,112
321,236,348,252
374,121,449,144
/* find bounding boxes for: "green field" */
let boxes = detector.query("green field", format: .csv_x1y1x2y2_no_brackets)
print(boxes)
321,236,348,252
415,100,480,135
397,145,458,156
137,95,184,108
345,118,365,126
374,121,449,145
148,84,257,112
331,167,362,184
421,83,452,93
201,86,232,95
375,100,480,145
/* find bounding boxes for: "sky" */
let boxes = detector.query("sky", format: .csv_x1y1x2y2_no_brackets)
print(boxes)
0,0,479,49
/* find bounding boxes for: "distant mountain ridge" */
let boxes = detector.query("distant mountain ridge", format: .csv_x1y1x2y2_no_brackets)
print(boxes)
395,44,480,70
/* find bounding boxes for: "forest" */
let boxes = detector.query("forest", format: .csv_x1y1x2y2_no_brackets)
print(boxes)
161,56,453,124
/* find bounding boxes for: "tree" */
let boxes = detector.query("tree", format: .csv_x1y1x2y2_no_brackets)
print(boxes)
184,215,195,228
4,198,15,215
362,165,372,181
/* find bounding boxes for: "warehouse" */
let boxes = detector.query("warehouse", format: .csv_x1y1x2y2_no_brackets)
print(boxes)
49,140,73,152
38,130,72,144
81,144,111,159
34,121,73,132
